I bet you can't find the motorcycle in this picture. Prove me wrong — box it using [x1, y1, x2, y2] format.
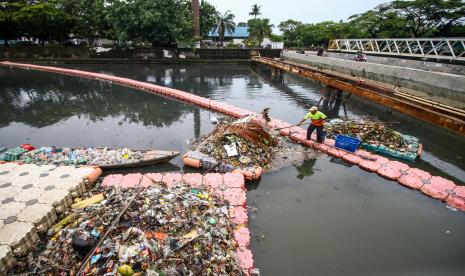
[354, 52, 367, 62]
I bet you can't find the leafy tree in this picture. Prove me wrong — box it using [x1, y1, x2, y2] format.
[0, 1, 25, 44]
[269, 33, 283, 42]
[248, 18, 273, 45]
[237, 22, 247, 27]
[12, 0, 73, 45]
[439, 24, 465, 37]
[215, 10, 235, 46]
[295, 21, 349, 47]
[249, 4, 261, 19]
[389, 0, 465, 37]
[278, 19, 302, 47]
[349, 5, 409, 38]
[199, 0, 218, 38]
[62, 0, 109, 46]
[106, 0, 193, 46]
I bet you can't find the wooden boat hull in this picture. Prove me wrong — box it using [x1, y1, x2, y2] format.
[94, 150, 179, 170]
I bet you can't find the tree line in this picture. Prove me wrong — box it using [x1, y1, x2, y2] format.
[1, 0, 463, 48]
[279, 0, 465, 47]
[0, 0, 219, 46]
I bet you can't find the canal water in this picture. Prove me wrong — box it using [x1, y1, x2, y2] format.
[1, 63, 464, 275]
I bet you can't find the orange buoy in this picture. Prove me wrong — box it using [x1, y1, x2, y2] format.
[254, 167, 263, 179]
[377, 166, 402, 181]
[87, 167, 102, 183]
[359, 160, 381, 172]
[445, 196, 465, 211]
[342, 154, 363, 165]
[233, 169, 254, 181]
[398, 175, 424, 190]
[182, 155, 202, 169]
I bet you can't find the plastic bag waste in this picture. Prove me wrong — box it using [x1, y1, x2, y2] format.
[13, 183, 245, 275]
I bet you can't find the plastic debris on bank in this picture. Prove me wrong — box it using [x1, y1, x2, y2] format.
[11, 173, 256, 275]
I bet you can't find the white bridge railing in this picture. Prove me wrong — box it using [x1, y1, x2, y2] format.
[328, 38, 465, 61]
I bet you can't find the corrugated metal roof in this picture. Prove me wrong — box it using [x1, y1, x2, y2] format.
[208, 26, 249, 38]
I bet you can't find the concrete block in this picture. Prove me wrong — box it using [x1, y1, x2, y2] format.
[14, 187, 46, 202]
[0, 245, 16, 275]
[54, 175, 86, 197]
[17, 203, 57, 233]
[0, 221, 39, 256]
[38, 189, 73, 214]
[0, 186, 21, 202]
[0, 201, 26, 220]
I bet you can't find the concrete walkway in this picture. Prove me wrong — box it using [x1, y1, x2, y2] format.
[0, 163, 100, 274]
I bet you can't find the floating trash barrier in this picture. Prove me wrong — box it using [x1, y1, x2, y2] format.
[183, 117, 278, 180]
[325, 119, 422, 161]
[0, 145, 178, 170]
[11, 181, 249, 275]
[1, 62, 461, 215]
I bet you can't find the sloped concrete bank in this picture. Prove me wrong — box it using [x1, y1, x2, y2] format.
[283, 52, 465, 107]
[324, 51, 465, 75]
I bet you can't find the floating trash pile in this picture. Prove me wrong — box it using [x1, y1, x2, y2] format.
[15, 146, 145, 166]
[184, 116, 315, 179]
[199, 119, 277, 169]
[326, 120, 409, 151]
[325, 119, 422, 161]
[12, 183, 244, 275]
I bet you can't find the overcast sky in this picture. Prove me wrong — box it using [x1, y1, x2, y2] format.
[207, 0, 390, 32]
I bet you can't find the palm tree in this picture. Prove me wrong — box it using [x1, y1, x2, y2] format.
[215, 10, 235, 46]
[249, 18, 273, 45]
[249, 4, 261, 19]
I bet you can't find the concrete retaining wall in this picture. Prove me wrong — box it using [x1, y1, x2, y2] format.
[325, 51, 465, 75]
[0, 46, 281, 61]
[284, 52, 465, 105]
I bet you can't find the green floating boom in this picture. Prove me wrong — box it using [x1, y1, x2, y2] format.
[361, 135, 420, 162]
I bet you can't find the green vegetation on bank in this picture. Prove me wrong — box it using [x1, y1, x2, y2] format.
[0, 0, 219, 46]
[279, 0, 464, 47]
[0, 0, 463, 48]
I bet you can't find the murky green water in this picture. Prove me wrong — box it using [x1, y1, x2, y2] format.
[1, 63, 464, 275]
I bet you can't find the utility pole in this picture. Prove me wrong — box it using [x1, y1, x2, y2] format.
[191, 0, 200, 37]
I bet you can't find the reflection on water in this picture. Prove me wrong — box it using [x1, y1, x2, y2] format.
[1, 63, 465, 275]
[0, 69, 192, 128]
[1, 63, 463, 180]
[293, 159, 317, 179]
[248, 157, 465, 276]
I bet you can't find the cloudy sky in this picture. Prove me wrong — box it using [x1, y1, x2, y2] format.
[207, 0, 390, 31]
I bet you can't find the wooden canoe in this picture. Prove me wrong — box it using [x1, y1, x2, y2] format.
[15, 147, 180, 170]
[95, 150, 179, 170]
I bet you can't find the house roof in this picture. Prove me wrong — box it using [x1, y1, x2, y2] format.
[208, 26, 249, 38]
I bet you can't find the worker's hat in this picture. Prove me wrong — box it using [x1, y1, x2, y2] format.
[309, 106, 318, 112]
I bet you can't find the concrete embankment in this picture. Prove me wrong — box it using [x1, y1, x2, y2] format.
[0, 46, 281, 64]
[1, 61, 463, 214]
[283, 52, 465, 109]
[325, 51, 465, 75]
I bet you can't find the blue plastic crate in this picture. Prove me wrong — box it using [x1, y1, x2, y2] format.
[335, 135, 361, 153]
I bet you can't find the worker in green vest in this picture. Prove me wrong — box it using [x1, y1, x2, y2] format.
[297, 106, 327, 143]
